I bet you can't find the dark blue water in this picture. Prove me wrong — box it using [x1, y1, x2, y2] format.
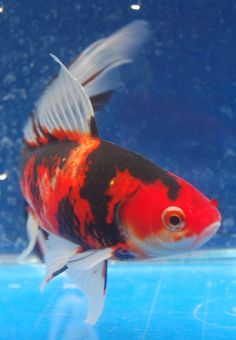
[0, 0, 235, 252]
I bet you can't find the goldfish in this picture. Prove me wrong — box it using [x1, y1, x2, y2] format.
[20, 21, 221, 324]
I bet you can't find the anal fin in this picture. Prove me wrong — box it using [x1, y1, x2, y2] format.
[42, 233, 112, 324]
[41, 234, 79, 289]
[67, 259, 108, 324]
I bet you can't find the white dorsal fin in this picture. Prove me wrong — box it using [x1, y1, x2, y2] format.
[24, 56, 94, 146]
[24, 21, 150, 146]
[67, 260, 108, 324]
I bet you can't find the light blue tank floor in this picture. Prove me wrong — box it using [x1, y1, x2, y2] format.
[1, 256, 236, 340]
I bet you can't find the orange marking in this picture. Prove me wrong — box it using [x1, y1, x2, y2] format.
[26, 127, 92, 147]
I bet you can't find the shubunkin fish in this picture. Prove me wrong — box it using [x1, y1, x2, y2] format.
[20, 21, 221, 324]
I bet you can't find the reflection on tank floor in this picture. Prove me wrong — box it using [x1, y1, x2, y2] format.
[1, 254, 236, 340]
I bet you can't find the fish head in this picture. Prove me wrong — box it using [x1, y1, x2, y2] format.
[119, 173, 221, 258]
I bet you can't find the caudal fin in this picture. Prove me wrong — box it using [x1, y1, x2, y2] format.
[70, 20, 150, 111]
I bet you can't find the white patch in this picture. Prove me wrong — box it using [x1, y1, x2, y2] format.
[127, 221, 221, 258]
[0, 172, 8, 181]
[63, 283, 77, 289]
[195, 221, 221, 248]
[130, 234, 197, 258]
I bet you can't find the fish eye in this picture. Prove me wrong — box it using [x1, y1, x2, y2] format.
[161, 207, 185, 231]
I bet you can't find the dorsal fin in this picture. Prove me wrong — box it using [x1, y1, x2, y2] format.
[24, 20, 150, 147]
[24, 56, 95, 147]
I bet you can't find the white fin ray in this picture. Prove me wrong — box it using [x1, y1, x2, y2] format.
[67, 260, 108, 324]
[24, 20, 149, 145]
[84, 59, 132, 97]
[68, 248, 112, 270]
[75, 38, 105, 64]
[41, 233, 112, 324]
[41, 233, 79, 290]
[24, 55, 94, 145]
[24, 118, 36, 144]
[18, 212, 39, 262]
[70, 20, 150, 97]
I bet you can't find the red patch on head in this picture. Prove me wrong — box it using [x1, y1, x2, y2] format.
[118, 174, 221, 241]
[119, 180, 171, 239]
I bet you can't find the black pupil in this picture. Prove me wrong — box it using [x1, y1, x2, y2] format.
[170, 215, 181, 226]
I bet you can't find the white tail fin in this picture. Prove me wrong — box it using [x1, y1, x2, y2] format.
[71, 20, 150, 110]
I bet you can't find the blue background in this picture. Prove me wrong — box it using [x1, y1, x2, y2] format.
[0, 0, 235, 253]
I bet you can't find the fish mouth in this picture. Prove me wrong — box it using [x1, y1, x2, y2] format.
[195, 221, 221, 248]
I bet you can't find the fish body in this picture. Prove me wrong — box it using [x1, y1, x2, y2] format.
[21, 136, 220, 259]
[21, 137, 180, 256]
[20, 21, 221, 324]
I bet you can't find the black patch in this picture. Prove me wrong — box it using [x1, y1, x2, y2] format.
[90, 116, 99, 138]
[56, 196, 89, 249]
[103, 260, 108, 291]
[29, 180, 41, 210]
[170, 215, 180, 226]
[21, 140, 78, 175]
[52, 265, 68, 278]
[34, 228, 48, 261]
[80, 140, 181, 247]
[114, 248, 136, 261]
[90, 91, 113, 112]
